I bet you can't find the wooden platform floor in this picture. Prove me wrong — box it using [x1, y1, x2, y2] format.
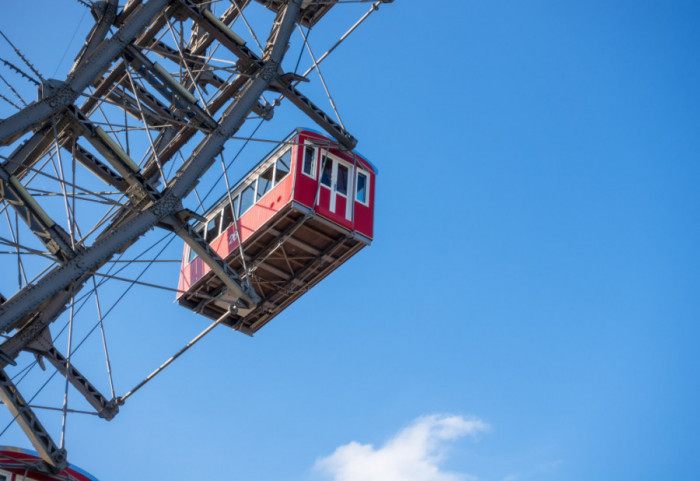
[177, 202, 369, 334]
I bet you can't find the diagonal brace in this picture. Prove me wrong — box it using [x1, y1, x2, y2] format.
[165, 214, 259, 308]
[30, 344, 119, 420]
[0, 368, 68, 473]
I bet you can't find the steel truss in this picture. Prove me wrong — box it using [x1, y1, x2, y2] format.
[0, 0, 390, 472]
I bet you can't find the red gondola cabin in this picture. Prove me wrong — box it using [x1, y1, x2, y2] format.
[177, 128, 376, 334]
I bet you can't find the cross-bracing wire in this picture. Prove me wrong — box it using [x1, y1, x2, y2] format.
[0, 72, 27, 106]
[3, 210, 27, 288]
[0, 30, 44, 83]
[59, 297, 75, 450]
[123, 64, 169, 185]
[163, 14, 214, 116]
[0, 57, 39, 86]
[230, 0, 265, 55]
[0, 232, 179, 436]
[219, 152, 252, 288]
[298, 24, 345, 129]
[198, 117, 265, 208]
[0, 92, 20, 110]
[53, 6, 89, 77]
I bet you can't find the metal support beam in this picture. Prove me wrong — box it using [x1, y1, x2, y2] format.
[69, 0, 119, 74]
[123, 45, 218, 130]
[72, 143, 129, 191]
[166, 214, 259, 307]
[0, 0, 301, 334]
[0, 0, 170, 145]
[27, 339, 118, 420]
[0, 165, 77, 262]
[188, 1, 252, 54]
[0, 278, 85, 354]
[1, 122, 57, 180]
[0, 368, 67, 472]
[272, 83, 357, 150]
[65, 107, 158, 206]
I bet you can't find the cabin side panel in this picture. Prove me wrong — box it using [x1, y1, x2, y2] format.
[352, 169, 375, 239]
[177, 165, 295, 296]
[236, 171, 294, 243]
[292, 130, 376, 240]
[292, 132, 321, 209]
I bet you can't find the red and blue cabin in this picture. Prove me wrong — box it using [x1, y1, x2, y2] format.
[177, 128, 376, 334]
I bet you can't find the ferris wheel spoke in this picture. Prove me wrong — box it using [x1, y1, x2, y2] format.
[0, 367, 67, 471]
[122, 65, 169, 185]
[298, 25, 346, 129]
[0, 73, 28, 108]
[0, 161, 77, 262]
[2, 210, 29, 289]
[0, 0, 170, 146]
[49, 120, 80, 247]
[162, 15, 215, 117]
[91, 277, 115, 400]
[59, 298, 74, 450]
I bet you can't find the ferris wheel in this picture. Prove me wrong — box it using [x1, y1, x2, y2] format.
[0, 0, 391, 474]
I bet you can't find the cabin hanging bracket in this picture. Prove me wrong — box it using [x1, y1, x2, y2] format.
[166, 213, 260, 309]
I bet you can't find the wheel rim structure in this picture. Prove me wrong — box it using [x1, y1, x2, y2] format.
[0, 0, 390, 473]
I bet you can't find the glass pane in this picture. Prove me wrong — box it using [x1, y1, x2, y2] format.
[205, 212, 221, 242]
[221, 202, 233, 231]
[275, 149, 291, 183]
[336, 164, 349, 196]
[257, 166, 274, 201]
[321, 155, 332, 187]
[240, 184, 255, 215]
[187, 246, 197, 264]
[302, 146, 315, 177]
[356, 172, 367, 203]
[189, 225, 204, 263]
[232, 194, 240, 217]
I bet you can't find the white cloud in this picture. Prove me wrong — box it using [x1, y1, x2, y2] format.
[314, 414, 489, 481]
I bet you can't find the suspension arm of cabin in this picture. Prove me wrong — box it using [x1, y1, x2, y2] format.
[165, 214, 260, 308]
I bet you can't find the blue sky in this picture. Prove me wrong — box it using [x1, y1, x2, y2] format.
[1, 1, 699, 480]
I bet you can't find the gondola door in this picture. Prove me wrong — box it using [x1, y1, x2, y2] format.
[319, 152, 353, 223]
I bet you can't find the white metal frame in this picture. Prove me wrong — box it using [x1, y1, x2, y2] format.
[319, 151, 354, 220]
[355, 167, 371, 207]
[301, 141, 318, 180]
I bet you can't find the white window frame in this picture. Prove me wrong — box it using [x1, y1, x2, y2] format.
[274, 147, 292, 185]
[185, 146, 291, 267]
[334, 158, 353, 199]
[256, 162, 275, 202]
[186, 224, 205, 264]
[301, 142, 318, 180]
[355, 168, 371, 206]
[238, 180, 256, 216]
[204, 209, 223, 243]
[319, 152, 354, 220]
